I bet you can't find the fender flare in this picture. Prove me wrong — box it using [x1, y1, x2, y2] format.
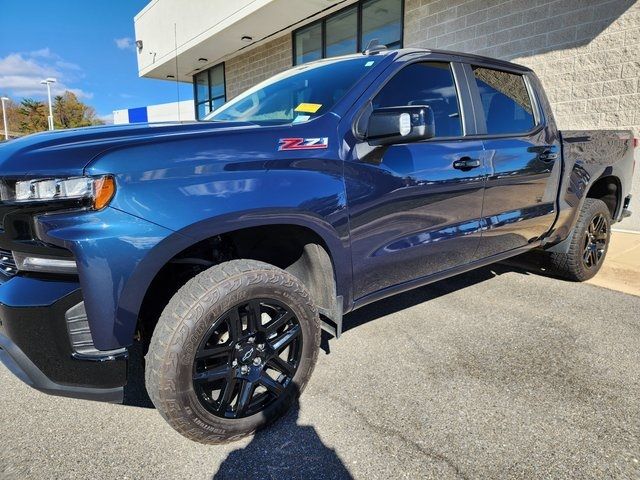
[115, 210, 351, 346]
[545, 166, 618, 254]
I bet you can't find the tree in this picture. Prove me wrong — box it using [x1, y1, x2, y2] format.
[0, 91, 105, 138]
[18, 98, 48, 134]
[53, 91, 104, 129]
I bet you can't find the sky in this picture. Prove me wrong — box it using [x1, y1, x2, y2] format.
[0, 0, 193, 122]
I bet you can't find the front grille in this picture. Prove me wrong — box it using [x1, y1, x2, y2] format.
[0, 248, 17, 277]
[0, 181, 79, 264]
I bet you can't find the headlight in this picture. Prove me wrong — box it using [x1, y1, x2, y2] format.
[13, 175, 115, 209]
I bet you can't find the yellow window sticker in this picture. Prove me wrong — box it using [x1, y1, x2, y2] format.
[295, 103, 322, 114]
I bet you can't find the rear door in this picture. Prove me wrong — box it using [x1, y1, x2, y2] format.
[466, 64, 562, 257]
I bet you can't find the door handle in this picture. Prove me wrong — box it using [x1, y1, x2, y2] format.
[453, 157, 481, 171]
[539, 150, 558, 161]
[530, 145, 559, 162]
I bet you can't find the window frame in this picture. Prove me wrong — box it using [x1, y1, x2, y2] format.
[463, 63, 544, 139]
[353, 57, 476, 142]
[292, 0, 404, 66]
[193, 63, 226, 120]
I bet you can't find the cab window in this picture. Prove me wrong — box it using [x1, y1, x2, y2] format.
[472, 67, 536, 135]
[372, 62, 462, 138]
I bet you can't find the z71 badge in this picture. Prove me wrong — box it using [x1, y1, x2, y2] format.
[278, 137, 329, 151]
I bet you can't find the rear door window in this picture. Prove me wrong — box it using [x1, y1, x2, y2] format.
[472, 67, 535, 135]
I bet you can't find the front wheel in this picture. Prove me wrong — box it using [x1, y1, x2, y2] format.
[145, 259, 321, 444]
[543, 198, 612, 281]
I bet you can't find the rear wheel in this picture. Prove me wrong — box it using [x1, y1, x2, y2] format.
[544, 198, 611, 281]
[145, 259, 320, 444]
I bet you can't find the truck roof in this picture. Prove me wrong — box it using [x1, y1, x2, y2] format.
[414, 48, 531, 72]
[363, 47, 533, 73]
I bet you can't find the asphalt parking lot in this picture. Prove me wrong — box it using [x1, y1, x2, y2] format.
[1, 263, 639, 480]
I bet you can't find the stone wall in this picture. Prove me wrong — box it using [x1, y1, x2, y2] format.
[225, 35, 292, 100]
[404, 0, 639, 229]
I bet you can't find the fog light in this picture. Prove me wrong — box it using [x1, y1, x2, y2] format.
[12, 252, 78, 274]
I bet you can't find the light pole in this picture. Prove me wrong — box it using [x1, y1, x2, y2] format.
[40, 77, 56, 131]
[1, 96, 9, 140]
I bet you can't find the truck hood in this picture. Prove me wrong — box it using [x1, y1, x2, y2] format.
[0, 121, 258, 177]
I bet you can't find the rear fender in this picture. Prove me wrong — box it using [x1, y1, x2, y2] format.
[544, 130, 635, 252]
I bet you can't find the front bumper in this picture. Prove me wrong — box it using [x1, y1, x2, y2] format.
[0, 275, 127, 402]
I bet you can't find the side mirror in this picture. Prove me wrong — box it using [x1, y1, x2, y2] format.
[365, 105, 435, 146]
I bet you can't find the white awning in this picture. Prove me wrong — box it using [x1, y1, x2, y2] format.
[134, 0, 355, 81]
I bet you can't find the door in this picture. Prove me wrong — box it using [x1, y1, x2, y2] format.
[345, 61, 486, 300]
[467, 65, 562, 258]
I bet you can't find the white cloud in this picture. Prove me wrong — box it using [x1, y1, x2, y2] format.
[0, 50, 92, 100]
[55, 60, 82, 71]
[98, 112, 114, 124]
[114, 37, 135, 51]
[29, 48, 54, 59]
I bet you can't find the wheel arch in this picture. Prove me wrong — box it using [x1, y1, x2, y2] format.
[586, 174, 621, 219]
[118, 214, 348, 349]
[545, 170, 620, 254]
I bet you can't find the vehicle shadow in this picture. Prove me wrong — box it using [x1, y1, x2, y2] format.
[342, 258, 537, 334]
[212, 392, 353, 480]
[210, 258, 542, 479]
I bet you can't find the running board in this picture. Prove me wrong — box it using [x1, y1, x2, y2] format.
[352, 241, 542, 311]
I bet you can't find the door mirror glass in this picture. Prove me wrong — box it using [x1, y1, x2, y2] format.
[366, 105, 435, 146]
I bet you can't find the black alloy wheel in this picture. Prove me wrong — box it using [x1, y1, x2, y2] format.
[145, 258, 321, 444]
[582, 213, 608, 269]
[193, 299, 302, 419]
[541, 198, 611, 282]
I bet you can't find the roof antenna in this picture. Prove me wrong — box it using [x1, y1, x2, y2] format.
[363, 38, 388, 55]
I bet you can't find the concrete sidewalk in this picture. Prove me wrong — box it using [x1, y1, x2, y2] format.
[587, 231, 640, 297]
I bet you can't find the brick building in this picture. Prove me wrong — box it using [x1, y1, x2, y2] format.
[134, 0, 639, 230]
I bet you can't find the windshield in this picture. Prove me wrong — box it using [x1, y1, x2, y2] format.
[204, 56, 378, 125]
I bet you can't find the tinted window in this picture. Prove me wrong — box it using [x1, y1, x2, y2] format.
[295, 23, 322, 65]
[362, 0, 403, 50]
[194, 71, 208, 104]
[326, 7, 357, 57]
[193, 64, 226, 120]
[473, 67, 535, 135]
[293, 0, 402, 66]
[210, 65, 225, 101]
[373, 62, 462, 138]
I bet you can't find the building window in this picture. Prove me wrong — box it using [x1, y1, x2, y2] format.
[362, 0, 403, 50]
[295, 23, 322, 65]
[326, 6, 358, 57]
[293, 0, 403, 65]
[194, 63, 226, 120]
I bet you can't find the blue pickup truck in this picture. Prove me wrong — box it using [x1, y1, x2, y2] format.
[0, 47, 635, 444]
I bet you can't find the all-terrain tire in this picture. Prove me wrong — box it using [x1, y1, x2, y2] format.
[145, 259, 321, 444]
[544, 198, 611, 282]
